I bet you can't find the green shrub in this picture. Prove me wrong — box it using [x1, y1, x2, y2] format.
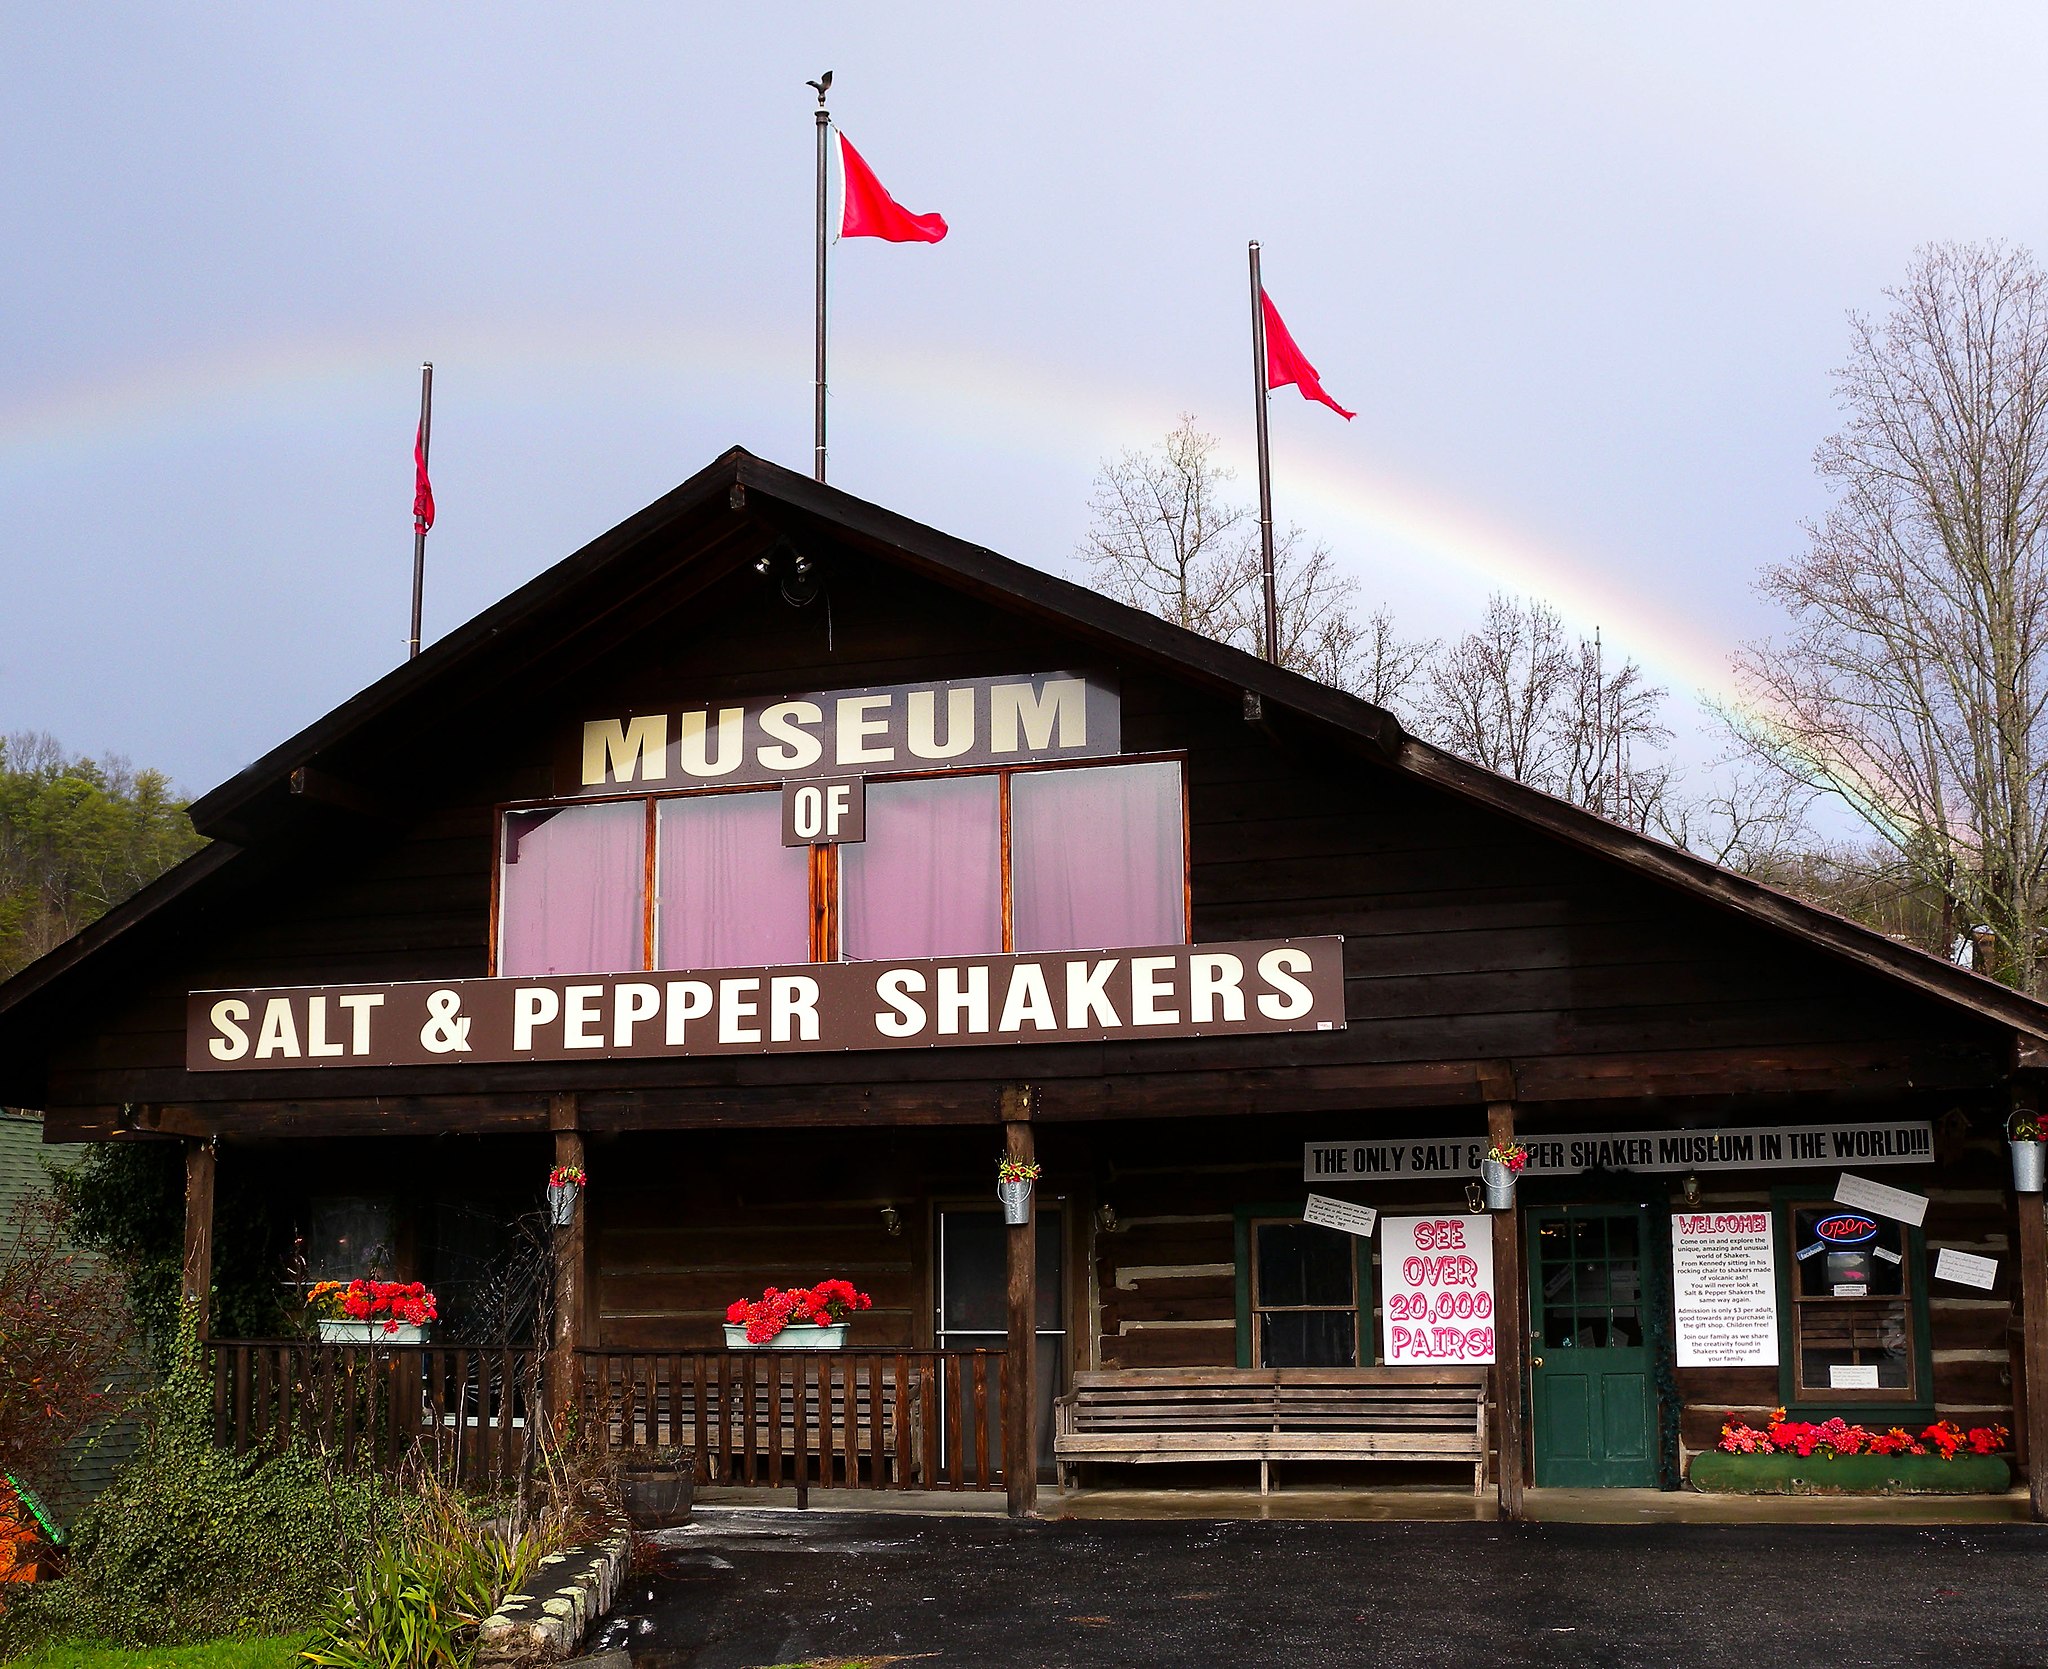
[0, 1313, 390, 1650]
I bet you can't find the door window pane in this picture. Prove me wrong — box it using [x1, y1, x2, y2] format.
[656, 792, 810, 969]
[840, 776, 1002, 959]
[1010, 762, 1185, 952]
[499, 801, 646, 975]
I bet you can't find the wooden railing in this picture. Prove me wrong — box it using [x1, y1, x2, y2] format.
[575, 1348, 1010, 1497]
[207, 1341, 537, 1492]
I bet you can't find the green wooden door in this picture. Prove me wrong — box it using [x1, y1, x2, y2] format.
[1526, 1205, 1659, 1487]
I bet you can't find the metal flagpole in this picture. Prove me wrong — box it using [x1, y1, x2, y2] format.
[812, 72, 833, 483]
[1248, 241, 1277, 664]
[408, 361, 433, 660]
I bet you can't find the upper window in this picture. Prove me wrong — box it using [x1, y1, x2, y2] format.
[1245, 1216, 1365, 1368]
[1783, 1201, 1924, 1404]
[495, 757, 1187, 976]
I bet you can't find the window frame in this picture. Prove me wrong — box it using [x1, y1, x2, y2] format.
[1232, 1202, 1375, 1369]
[490, 751, 1191, 976]
[1771, 1187, 1933, 1419]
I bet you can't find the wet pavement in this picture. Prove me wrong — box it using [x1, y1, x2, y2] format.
[587, 1507, 2048, 1668]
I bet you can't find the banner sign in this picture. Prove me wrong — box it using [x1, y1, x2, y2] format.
[189, 936, 1344, 1071]
[1304, 1119, 1934, 1182]
[1670, 1212, 1779, 1367]
[569, 671, 1120, 795]
[1380, 1215, 1495, 1364]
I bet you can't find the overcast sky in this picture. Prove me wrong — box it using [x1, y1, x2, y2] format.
[7, 4, 2048, 798]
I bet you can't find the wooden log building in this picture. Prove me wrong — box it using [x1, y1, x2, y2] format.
[3, 447, 2045, 1517]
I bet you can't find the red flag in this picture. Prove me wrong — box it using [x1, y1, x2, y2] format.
[1262, 291, 1354, 420]
[413, 422, 435, 536]
[838, 132, 948, 243]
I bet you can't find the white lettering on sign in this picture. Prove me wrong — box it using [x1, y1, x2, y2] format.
[1832, 1172, 1929, 1228]
[1302, 1195, 1378, 1238]
[1304, 1120, 1936, 1181]
[1380, 1216, 1496, 1365]
[1670, 1212, 1779, 1367]
[575, 672, 1119, 792]
[1934, 1247, 1999, 1291]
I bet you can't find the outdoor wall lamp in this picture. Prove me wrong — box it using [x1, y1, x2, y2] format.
[879, 1204, 902, 1237]
[1681, 1173, 1702, 1207]
[1463, 1181, 1485, 1213]
[1095, 1204, 1120, 1235]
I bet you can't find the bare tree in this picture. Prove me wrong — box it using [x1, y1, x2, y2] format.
[1732, 242, 2048, 991]
[1414, 593, 1672, 828]
[1077, 417, 1439, 708]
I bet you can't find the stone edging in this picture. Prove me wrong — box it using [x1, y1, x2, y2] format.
[477, 1514, 633, 1664]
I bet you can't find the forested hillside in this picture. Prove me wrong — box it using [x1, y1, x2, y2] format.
[0, 732, 205, 981]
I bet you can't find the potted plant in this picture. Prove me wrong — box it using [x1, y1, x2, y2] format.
[723, 1280, 873, 1349]
[618, 1444, 694, 1530]
[1692, 1411, 2011, 1495]
[548, 1162, 587, 1225]
[1479, 1140, 1526, 1210]
[308, 1279, 438, 1344]
[997, 1157, 1041, 1225]
[2010, 1113, 2045, 1193]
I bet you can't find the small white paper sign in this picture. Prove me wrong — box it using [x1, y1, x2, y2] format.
[1834, 1171, 1928, 1227]
[1830, 1363, 1882, 1390]
[1935, 1247, 1999, 1291]
[1303, 1194, 1378, 1238]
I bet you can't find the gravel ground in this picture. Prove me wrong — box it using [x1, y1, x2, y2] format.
[587, 1508, 2048, 1668]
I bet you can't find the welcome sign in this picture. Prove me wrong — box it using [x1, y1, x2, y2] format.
[189, 937, 1345, 1070]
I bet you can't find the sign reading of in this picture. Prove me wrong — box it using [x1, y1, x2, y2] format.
[571, 671, 1120, 795]
[1380, 1215, 1495, 1365]
[782, 777, 865, 846]
[1304, 1119, 1935, 1182]
[1670, 1211, 1779, 1367]
[189, 937, 1345, 1071]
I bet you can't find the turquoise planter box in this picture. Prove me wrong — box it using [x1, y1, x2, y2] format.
[1690, 1450, 2010, 1495]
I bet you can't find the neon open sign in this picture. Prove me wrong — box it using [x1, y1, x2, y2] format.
[1813, 1213, 1879, 1245]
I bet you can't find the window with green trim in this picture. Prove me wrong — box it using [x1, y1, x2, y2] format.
[1776, 1193, 1931, 1410]
[1233, 1206, 1374, 1367]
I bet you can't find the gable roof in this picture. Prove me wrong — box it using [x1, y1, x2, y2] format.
[5, 445, 2047, 1067]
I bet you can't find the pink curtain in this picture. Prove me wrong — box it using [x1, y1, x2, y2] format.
[841, 776, 1002, 959]
[498, 801, 647, 975]
[658, 791, 811, 969]
[1010, 762, 1185, 952]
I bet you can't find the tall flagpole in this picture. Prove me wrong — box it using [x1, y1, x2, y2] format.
[408, 361, 433, 660]
[813, 72, 833, 483]
[1248, 241, 1277, 663]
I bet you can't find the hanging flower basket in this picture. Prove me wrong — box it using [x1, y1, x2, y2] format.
[1480, 1141, 1526, 1210]
[723, 1280, 872, 1348]
[997, 1157, 1041, 1225]
[547, 1163, 587, 1226]
[2009, 1116, 2044, 1193]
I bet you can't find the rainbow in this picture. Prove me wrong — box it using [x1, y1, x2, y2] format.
[0, 319, 1768, 726]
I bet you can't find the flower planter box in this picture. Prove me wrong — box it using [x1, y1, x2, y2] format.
[1689, 1450, 2010, 1496]
[722, 1323, 848, 1350]
[317, 1319, 430, 1346]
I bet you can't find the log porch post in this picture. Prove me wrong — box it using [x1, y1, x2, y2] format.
[1486, 1091, 1527, 1521]
[548, 1093, 586, 1442]
[182, 1136, 216, 1340]
[1002, 1085, 1038, 1517]
[2016, 1077, 2048, 1523]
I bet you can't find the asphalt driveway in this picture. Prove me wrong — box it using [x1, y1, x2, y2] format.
[586, 1509, 2048, 1669]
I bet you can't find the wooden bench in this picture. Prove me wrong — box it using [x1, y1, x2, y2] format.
[1054, 1368, 1491, 1493]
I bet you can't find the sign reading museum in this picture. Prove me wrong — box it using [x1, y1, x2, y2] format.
[189, 937, 1345, 1070]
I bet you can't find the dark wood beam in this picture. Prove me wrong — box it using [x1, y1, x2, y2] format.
[547, 1093, 586, 1434]
[182, 1138, 216, 1340]
[1002, 1084, 1038, 1518]
[1487, 1100, 1526, 1522]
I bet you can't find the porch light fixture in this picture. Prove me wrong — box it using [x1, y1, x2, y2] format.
[879, 1204, 902, 1237]
[1095, 1204, 1120, 1235]
[1681, 1173, 1702, 1207]
[1463, 1181, 1484, 1213]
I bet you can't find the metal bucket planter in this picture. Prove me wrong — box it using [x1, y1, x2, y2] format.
[1479, 1158, 1517, 1211]
[547, 1182, 580, 1226]
[2012, 1140, 2046, 1194]
[998, 1178, 1034, 1225]
[620, 1459, 694, 1530]
[723, 1323, 848, 1349]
